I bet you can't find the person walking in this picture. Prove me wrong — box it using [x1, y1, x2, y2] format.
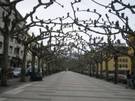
[131, 72, 135, 89]
[126, 70, 133, 88]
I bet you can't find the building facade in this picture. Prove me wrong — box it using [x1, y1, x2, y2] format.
[102, 55, 131, 73]
[0, 33, 24, 68]
[0, 0, 32, 69]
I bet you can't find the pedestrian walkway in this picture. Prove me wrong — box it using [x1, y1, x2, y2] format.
[0, 77, 30, 94]
[0, 71, 135, 101]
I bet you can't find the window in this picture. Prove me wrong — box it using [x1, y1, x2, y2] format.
[0, 41, 2, 49]
[14, 47, 20, 55]
[119, 64, 122, 68]
[21, 50, 23, 56]
[9, 46, 13, 53]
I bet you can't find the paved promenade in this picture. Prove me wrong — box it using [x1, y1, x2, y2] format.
[0, 71, 135, 101]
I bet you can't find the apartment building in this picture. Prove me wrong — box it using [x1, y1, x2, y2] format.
[0, 0, 32, 69]
[101, 45, 131, 74]
[102, 55, 131, 73]
[0, 33, 24, 68]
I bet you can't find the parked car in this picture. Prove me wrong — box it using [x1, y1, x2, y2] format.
[30, 72, 42, 81]
[13, 68, 21, 77]
[118, 74, 127, 83]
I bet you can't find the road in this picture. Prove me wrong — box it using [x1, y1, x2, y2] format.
[0, 71, 135, 101]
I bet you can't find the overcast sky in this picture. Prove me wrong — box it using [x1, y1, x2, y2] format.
[15, 0, 135, 44]
[16, 0, 110, 38]
[16, 0, 111, 20]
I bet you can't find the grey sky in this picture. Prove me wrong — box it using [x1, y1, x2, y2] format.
[15, 0, 135, 45]
[16, 0, 110, 19]
[16, 0, 110, 35]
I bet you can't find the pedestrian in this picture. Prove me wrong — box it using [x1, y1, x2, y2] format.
[126, 70, 133, 88]
[131, 72, 135, 88]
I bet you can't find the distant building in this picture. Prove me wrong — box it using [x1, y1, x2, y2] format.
[102, 55, 131, 73]
[127, 34, 135, 73]
[101, 44, 131, 74]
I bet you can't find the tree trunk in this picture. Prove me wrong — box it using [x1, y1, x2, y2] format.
[92, 64, 95, 76]
[46, 63, 50, 75]
[1, 33, 9, 86]
[100, 62, 103, 78]
[131, 54, 135, 74]
[96, 63, 99, 78]
[41, 59, 44, 76]
[38, 57, 40, 73]
[114, 55, 118, 84]
[20, 45, 27, 82]
[31, 53, 35, 74]
[89, 64, 92, 76]
[105, 60, 109, 80]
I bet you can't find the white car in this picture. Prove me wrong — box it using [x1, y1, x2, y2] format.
[13, 68, 21, 77]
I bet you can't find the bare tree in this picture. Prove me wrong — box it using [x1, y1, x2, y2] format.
[90, 0, 135, 75]
[0, 0, 57, 86]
